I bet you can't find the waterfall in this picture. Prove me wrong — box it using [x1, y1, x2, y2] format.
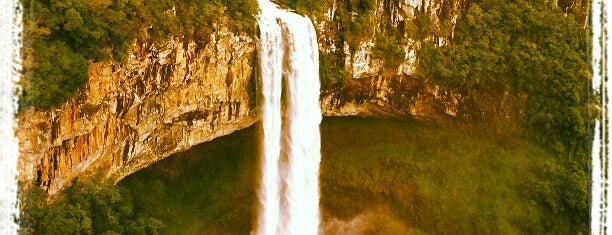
[0, 0, 22, 233]
[256, 0, 322, 234]
[257, 1, 283, 234]
[278, 10, 321, 235]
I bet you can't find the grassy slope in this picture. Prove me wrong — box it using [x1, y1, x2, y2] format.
[120, 125, 260, 234]
[319, 117, 569, 234]
[120, 117, 572, 234]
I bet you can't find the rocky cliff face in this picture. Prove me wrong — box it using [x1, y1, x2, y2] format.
[17, 26, 258, 194]
[315, 0, 588, 122]
[18, 0, 461, 194]
[17, 0, 588, 193]
[316, 0, 467, 121]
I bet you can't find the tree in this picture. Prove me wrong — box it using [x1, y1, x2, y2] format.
[19, 174, 163, 235]
[418, 1, 592, 232]
[21, 0, 258, 110]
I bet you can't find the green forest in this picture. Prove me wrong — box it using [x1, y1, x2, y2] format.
[20, 0, 257, 109]
[291, 0, 593, 230]
[420, 1, 592, 230]
[19, 0, 594, 234]
[19, 174, 163, 234]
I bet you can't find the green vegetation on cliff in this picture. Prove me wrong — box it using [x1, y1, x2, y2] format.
[419, 0, 592, 230]
[21, 117, 586, 233]
[21, 0, 258, 110]
[120, 124, 259, 234]
[286, 1, 592, 229]
[113, 117, 582, 234]
[20, 174, 163, 234]
[277, 0, 404, 85]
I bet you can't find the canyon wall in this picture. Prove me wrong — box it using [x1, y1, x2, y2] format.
[18, 26, 258, 194]
[315, 0, 467, 121]
[17, 0, 588, 193]
[315, 0, 587, 122]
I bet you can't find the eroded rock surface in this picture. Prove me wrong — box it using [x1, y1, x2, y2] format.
[17, 0, 586, 193]
[18, 27, 258, 194]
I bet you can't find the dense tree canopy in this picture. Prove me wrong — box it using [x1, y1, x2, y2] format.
[21, 0, 258, 110]
[20, 174, 163, 234]
[419, 0, 592, 231]
[421, 0, 592, 153]
[286, 0, 594, 231]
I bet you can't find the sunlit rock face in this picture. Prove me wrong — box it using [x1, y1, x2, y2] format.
[16, 0, 588, 194]
[12, 0, 486, 194]
[17, 26, 258, 194]
[312, 0, 467, 121]
[315, 0, 587, 122]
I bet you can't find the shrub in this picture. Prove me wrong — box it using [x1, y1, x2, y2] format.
[19, 174, 163, 235]
[21, 0, 258, 110]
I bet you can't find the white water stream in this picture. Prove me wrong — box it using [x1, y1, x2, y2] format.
[0, 0, 22, 233]
[256, 0, 322, 234]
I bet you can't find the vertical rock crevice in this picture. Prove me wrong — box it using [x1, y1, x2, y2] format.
[18, 26, 258, 194]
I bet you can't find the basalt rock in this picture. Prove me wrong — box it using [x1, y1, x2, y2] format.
[17, 26, 258, 194]
[316, 0, 465, 121]
[17, 0, 586, 194]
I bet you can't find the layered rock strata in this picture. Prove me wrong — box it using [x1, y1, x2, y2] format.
[18, 0, 586, 193]
[18, 27, 257, 194]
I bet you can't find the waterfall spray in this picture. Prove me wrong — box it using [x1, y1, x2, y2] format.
[256, 0, 322, 234]
[0, 0, 22, 233]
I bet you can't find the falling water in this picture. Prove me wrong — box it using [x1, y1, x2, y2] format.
[0, 0, 22, 233]
[257, 1, 283, 234]
[278, 11, 321, 235]
[590, 0, 602, 232]
[256, 0, 321, 234]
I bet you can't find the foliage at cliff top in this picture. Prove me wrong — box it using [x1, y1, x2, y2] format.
[277, 0, 405, 87]
[282, 0, 591, 230]
[19, 173, 163, 234]
[20, 0, 258, 110]
[419, 0, 592, 231]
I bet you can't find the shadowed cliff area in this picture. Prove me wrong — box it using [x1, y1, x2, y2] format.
[16, 0, 593, 206]
[14, 0, 592, 233]
[110, 117, 581, 234]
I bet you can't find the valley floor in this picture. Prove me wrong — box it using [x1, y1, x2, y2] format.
[119, 117, 577, 234]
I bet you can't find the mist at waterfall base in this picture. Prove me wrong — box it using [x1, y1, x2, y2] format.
[256, 0, 322, 234]
[0, 0, 22, 233]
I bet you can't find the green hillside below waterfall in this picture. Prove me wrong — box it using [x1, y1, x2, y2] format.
[17, 0, 594, 234]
